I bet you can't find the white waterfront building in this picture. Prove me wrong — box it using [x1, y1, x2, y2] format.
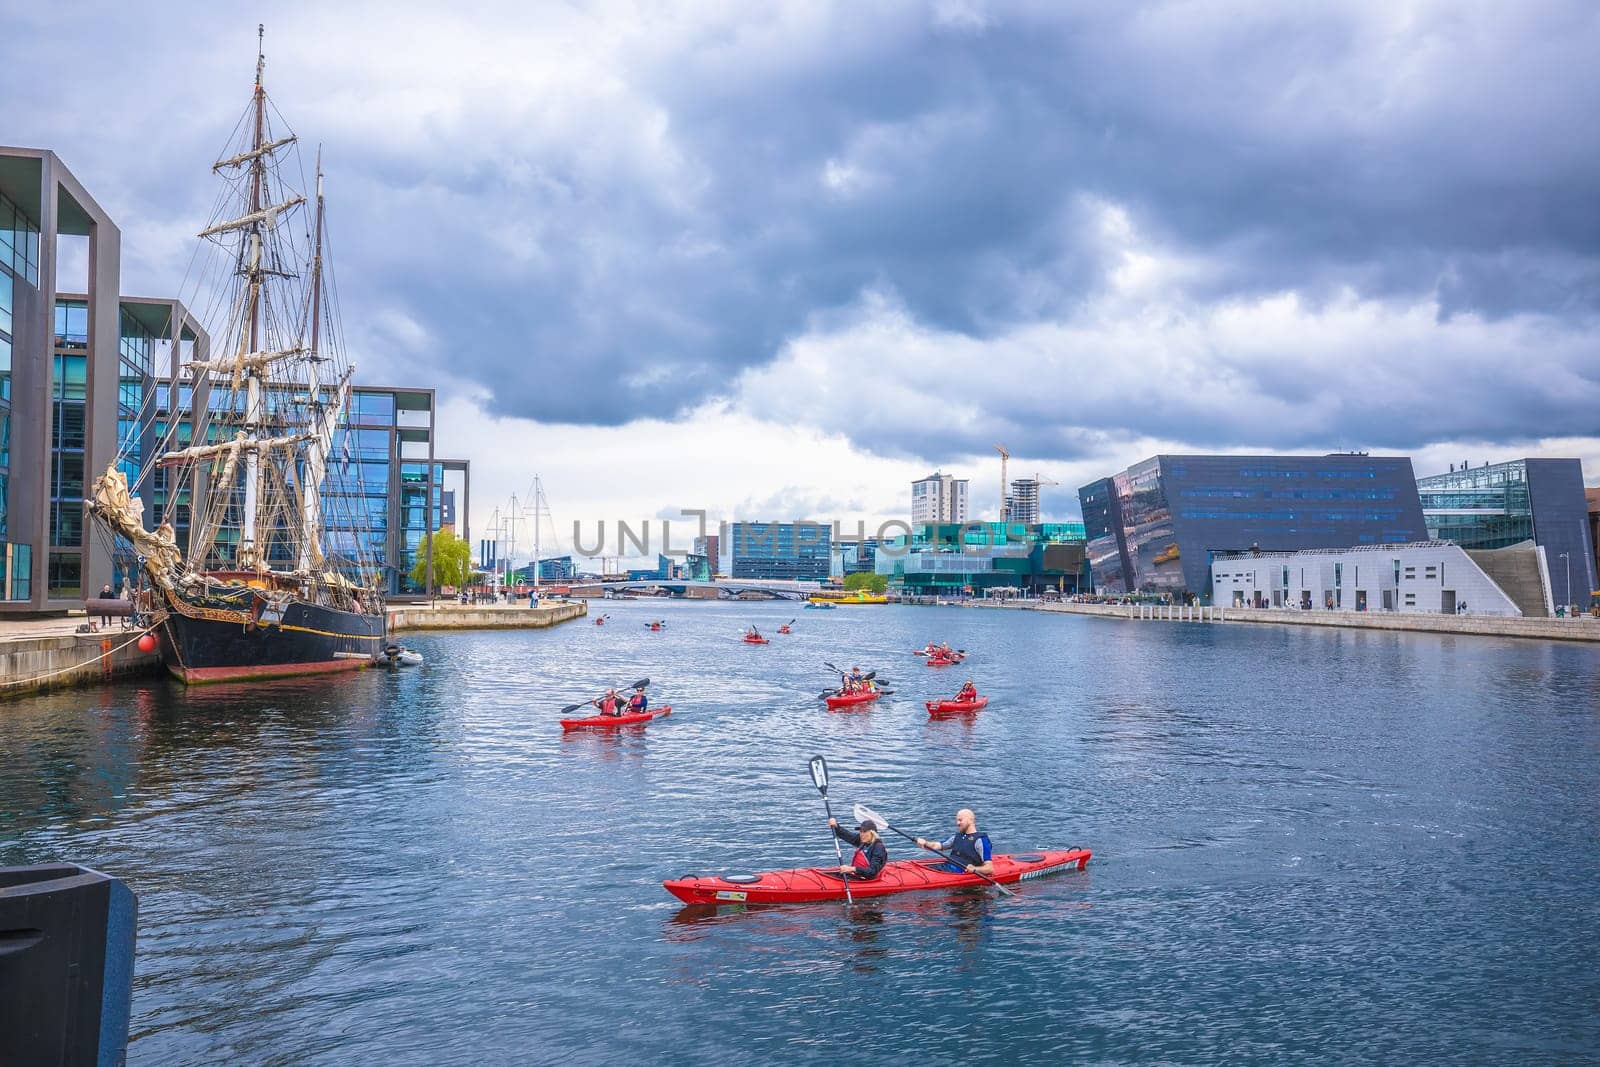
[911, 472, 969, 524]
[1210, 542, 1527, 616]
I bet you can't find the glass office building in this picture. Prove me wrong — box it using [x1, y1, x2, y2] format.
[873, 522, 1089, 595]
[1417, 459, 1597, 604]
[728, 521, 832, 580]
[324, 387, 467, 597]
[1078, 454, 1428, 598]
[0, 188, 41, 602]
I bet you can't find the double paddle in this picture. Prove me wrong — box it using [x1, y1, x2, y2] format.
[807, 756, 853, 906]
[559, 677, 650, 715]
[816, 669, 891, 700]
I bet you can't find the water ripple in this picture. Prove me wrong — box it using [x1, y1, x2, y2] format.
[3, 601, 1599, 1064]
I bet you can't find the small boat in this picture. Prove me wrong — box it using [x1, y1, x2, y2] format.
[777, 626, 791, 634]
[381, 644, 422, 667]
[560, 705, 672, 731]
[663, 849, 1091, 905]
[804, 602, 835, 610]
[925, 654, 964, 666]
[742, 635, 770, 645]
[647, 623, 665, 631]
[926, 696, 987, 716]
[824, 689, 880, 710]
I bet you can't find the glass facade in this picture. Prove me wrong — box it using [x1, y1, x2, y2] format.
[1417, 462, 1534, 550]
[1079, 455, 1428, 598]
[0, 190, 39, 600]
[49, 302, 90, 598]
[1418, 458, 1598, 604]
[398, 460, 444, 593]
[874, 522, 1089, 595]
[111, 308, 158, 592]
[728, 522, 832, 580]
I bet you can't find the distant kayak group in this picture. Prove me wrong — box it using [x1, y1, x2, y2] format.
[567, 614, 1092, 908]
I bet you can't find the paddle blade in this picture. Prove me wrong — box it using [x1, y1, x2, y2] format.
[629, 678, 650, 690]
[560, 702, 587, 714]
[808, 755, 829, 792]
[853, 803, 888, 832]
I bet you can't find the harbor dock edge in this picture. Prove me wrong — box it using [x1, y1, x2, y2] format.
[2, 600, 588, 699]
[967, 598, 1600, 643]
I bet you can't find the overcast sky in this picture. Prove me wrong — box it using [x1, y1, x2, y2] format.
[5, 0, 1598, 555]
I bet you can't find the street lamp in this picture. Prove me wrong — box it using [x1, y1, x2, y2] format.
[1558, 552, 1570, 616]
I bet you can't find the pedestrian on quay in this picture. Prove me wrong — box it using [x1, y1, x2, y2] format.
[98, 583, 114, 628]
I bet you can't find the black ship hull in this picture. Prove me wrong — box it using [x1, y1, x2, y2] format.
[156, 588, 387, 684]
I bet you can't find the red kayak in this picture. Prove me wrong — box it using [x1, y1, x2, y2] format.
[560, 705, 672, 731]
[664, 849, 1091, 905]
[777, 626, 791, 634]
[825, 689, 880, 709]
[927, 696, 988, 715]
[925, 654, 964, 666]
[594, 619, 605, 626]
[648, 624, 664, 631]
[743, 635, 770, 644]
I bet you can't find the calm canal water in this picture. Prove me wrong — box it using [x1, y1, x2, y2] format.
[3, 601, 1598, 1064]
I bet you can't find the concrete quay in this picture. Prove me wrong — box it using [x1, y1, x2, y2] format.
[0, 599, 587, 699]
[387, 599, 588, 632]
[970, 598, 1600, 643]
[0, 617, 161, 699]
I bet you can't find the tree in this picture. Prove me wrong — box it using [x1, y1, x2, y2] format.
[410, 528, 473, 591]
[843, 571, 888, 594]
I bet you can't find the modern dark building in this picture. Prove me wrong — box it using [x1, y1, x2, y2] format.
[728, 521, 831, 581]
[1416, 459, 1596, 610]
[1079, 454, 1428, 599]
[1588, 487, 1600, 600]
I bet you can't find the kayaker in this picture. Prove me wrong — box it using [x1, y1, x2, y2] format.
[746, 625, 763, 640]
[591, 687, 623, 716]
[626, 687, 648, 714]
[916, 809, 993, 876]
[848, 665, 866, 688]
[827, 817, 887, 880]
[956, 680, 979, 703]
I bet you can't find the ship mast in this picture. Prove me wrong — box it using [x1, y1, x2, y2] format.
[239, 23, 268, 570]
[298, 151, 351, 573]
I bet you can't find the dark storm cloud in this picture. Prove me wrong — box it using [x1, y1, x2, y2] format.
[4, 1, 1597, 458]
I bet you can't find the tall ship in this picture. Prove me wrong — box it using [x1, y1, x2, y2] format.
[88, 30, 387, 683]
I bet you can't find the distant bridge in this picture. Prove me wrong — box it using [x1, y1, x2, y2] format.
[568, 579, 821, 601]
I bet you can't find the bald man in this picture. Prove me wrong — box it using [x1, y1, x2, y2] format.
[916, 809, 994, 877]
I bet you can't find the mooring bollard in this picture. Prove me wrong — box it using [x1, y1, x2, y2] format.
[0, 864, 137, 1066]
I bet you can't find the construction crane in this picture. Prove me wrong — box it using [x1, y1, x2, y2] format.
[995, 444, 1010, 522]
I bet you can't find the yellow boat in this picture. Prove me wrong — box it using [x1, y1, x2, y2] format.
[808, 590, 888, 605]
